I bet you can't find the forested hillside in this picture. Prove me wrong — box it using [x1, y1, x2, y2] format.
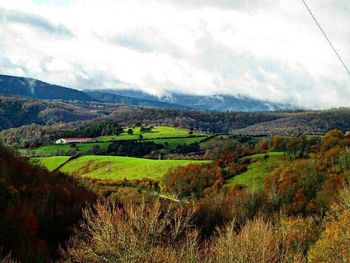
[233, 109, 350, 135]
[0, 96, 120, 129]
[0, 74, 92, 101]
[0, 144, 96, 262]
[2, 95, 350, 145]
[89, 89, 295, 111]
[86, 91, 188, 109]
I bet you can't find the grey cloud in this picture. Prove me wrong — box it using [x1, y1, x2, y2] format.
[191, 30, 318, 104]
[166, 0, 277, 10]
[0, 8, 72, 36]
[116, 35, 154, 53]
[114, 30, 186, 58]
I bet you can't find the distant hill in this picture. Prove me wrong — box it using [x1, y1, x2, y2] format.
[0, 74, 188, 109]
[93, 89, 296, 112]
[232, 109, 350, 135]
[0, 74, 297, 111]
[85, 91, 189, 110]
[0, 74, 92, 101]
[0, 95, 122, 130]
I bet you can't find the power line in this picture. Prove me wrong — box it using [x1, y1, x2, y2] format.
[302, 0, 350, 76]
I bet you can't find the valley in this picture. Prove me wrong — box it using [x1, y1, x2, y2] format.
[1, 0, 349, 260]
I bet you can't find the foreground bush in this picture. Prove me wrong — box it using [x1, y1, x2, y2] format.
[62, 199, 307, 263]
[61, 199, 199, 263]
[209, 218, 291, 263]
[308, 188, 350, 262]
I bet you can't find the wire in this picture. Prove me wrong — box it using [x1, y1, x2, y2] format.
[302, 0, 350, 76]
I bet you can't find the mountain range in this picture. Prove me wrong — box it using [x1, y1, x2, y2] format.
[0, 74, 296, 112]
[89, 89, 295, 112]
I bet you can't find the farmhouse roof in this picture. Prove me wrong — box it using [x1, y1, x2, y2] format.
[63, 138, 93, 141]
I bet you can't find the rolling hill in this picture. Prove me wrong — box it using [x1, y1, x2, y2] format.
[92, 89, 296, 112]
[0, 74, 92, 101]
[0, 74, 297, 112]
[86, 91, 188, 109]
[0, 74, 187, 109]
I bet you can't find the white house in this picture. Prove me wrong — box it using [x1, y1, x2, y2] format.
[55, 138, 94, 144]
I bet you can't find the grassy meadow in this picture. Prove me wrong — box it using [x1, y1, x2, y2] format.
[148, 137, 206, 149]
[34, 155, 209, 181]
[226, 152, 286, 190]
[31, 156, 71, 171]
[22, 126, 209, 156]
[97, 126, 207, 141]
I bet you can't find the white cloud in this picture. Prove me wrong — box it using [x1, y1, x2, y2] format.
[0, 0, 349, 108]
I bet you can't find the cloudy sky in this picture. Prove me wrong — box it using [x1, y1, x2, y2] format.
[0, 0, 350, 108]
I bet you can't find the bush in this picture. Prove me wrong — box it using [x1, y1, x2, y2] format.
[61, 199, 199, 263]
[308, 187, 350, 262]
[162, 163, 223, 199]
[209, 218, 290, 263]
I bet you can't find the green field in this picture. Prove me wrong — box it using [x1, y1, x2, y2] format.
[226, 152, 286, 190]
[149, 137, 206, 149]
[97, 126, 207, 141]
[31, 156, 70, 171]
[23, 126, 208, 156]
[25, 137, 204, 156]
[25, 142, 111, 156]
[52, 155, 209, 181]
[77, 142, 111, 153]
[25, 144, 72, 155]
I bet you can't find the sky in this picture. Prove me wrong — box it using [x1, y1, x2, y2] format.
[0, 0, 350, 108]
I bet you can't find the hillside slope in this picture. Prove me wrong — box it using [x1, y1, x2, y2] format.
[0, 144, 95, 262]
[0, 74, 92, 101]
[86, 91, 189, 109]
[232, 109, 350, 135]
[95, 89, 296, 112]
[0, 96, 122, 129]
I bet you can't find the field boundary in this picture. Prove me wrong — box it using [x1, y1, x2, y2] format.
[53, 153, 80, 172]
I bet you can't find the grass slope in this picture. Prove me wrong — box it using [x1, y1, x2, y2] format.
[149, 137, 206, 149]
[97, 126, 207, 141]
[31, 156, 70, 171]
[23, 126, 208, 156]
[226, 152, 286, 190]
[26, 142, 111, 156]
[59, 155, 209, 181]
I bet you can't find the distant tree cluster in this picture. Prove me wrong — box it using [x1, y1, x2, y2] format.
[107, 140, 163, 157]
[60, 119, 123, 138]
[269, 135, 321, 157]
[173, 142, 200, 154]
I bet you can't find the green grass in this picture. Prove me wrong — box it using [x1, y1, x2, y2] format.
[24, 142, 111, 156]
[23, 137, 203, 156]
[31, 156, 70, 171]
[59, 155, 209, 181]
[22, 126, 208, 156]
[226, 152, 286, 190]
[149, 137, 206, 149]
[76, 142, 111, 153]
[27, 144, 72, 155]
[97, 126, 207, 141]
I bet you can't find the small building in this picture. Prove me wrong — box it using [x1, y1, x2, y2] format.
[55, 138, 94, 144]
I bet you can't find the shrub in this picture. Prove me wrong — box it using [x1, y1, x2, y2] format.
[308, 187, 350, 262]
[209, 218, 289, 263]
[61, 199, 199, 263]
[162, 163, 223, 199]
